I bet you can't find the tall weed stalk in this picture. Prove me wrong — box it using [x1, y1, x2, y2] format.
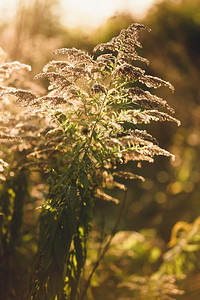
[0, 23, 180, 299]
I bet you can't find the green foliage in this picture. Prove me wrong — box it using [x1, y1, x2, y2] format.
[0, 22, 179, 299]
[85, 219, 200, 300]
[161, 217, 200, 277]
[0, 173, 35, 299]
[84, 229, 185, 300]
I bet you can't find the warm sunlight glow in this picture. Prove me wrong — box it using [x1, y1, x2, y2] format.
[0, 0, 158, 31]
[60, 0, 157, 30]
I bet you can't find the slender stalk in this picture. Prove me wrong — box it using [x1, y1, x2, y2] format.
[80, 188, 128, 300]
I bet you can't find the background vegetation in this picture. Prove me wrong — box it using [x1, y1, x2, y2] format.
[1, 0, 200, 299]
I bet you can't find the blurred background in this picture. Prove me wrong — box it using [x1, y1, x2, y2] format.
[1, 0, 200, 299]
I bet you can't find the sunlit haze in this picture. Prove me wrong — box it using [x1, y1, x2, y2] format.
[0, 0, 158, 31]
[60, 0, 157, 30]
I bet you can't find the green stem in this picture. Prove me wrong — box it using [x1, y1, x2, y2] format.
[80, 188, 128, 300]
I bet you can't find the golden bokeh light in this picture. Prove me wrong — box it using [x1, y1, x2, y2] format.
[0, 0, 158, 31]
[60, 0, 157, 30]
